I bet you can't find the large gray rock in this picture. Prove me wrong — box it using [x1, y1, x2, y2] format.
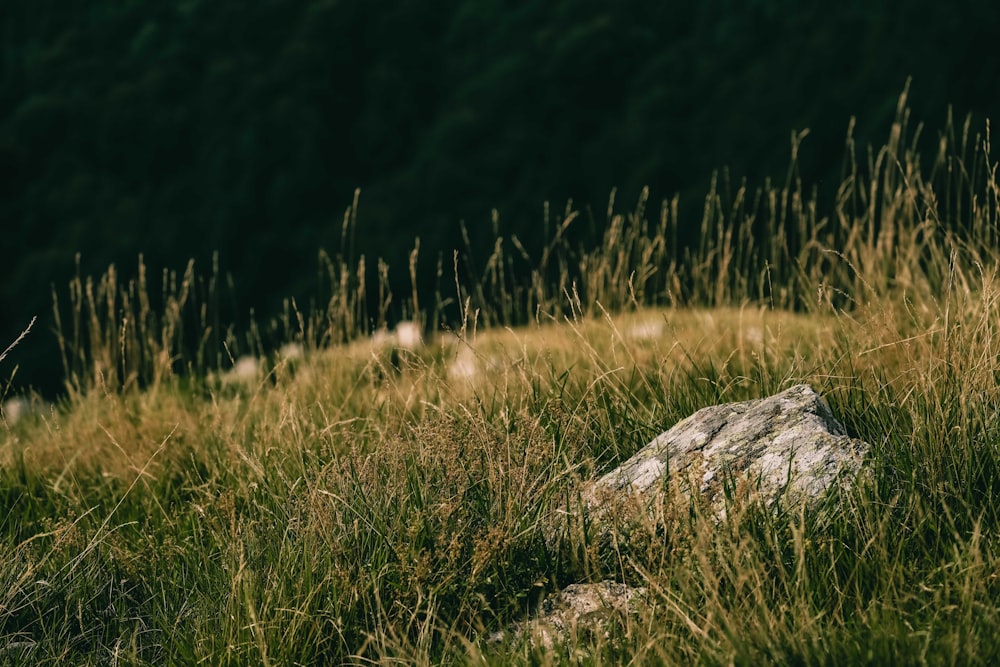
[588, 384, 870, 518]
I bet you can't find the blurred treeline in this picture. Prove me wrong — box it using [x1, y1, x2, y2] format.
[2, 0, 999, 395]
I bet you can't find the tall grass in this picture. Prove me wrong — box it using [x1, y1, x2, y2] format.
[51, 88, 998, 395]
[3, 90, 1000, 664]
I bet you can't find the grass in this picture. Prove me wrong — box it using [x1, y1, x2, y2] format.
[4, 90, 1000, 664]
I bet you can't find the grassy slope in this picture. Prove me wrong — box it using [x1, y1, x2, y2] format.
[4, 99, 1000, 664]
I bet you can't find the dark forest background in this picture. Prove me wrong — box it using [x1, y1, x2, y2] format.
[2, 0, 999, 396]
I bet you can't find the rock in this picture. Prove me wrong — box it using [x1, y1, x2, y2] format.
[218, 355, 261, 385]
[394, 321, 423, 351]
[447, 346, 478, 381]
[489, 581, 646, 650]
[624, 319, 665, 341]
[2, 396, 48, 425]
[278, 342, 304, 360]
[0, 640, 36, 659]
[371, 321, 423, 352]
[588, 384, 870, 519]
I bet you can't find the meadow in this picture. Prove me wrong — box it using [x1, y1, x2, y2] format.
[3, 96, 1000, 664]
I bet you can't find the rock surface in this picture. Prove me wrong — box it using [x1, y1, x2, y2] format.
[490, 581, 646, 649]
[588, 384, 870, 518]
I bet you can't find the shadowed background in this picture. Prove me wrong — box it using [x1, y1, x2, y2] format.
[2, 0, 999, 396]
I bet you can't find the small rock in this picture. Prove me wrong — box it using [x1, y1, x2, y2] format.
[447, 346, 478, 380]
[0, 640, 36, 658]
[278, 342, 304, 360]
[220, 355, 260, 385]
[371, 322, 423, 351]
[394, 321, 423, 351]
[624, 319, 664, 341]
[743, 326, 764, 345]
[588, 384, 870, 519]
[2, 396, 47, 425]
[490, 581, 646, 650]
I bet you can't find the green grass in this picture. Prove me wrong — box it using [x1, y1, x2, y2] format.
[4, 92, 1000, 664]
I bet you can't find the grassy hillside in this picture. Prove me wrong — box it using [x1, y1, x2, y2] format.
[3, 98, 1000, 664]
